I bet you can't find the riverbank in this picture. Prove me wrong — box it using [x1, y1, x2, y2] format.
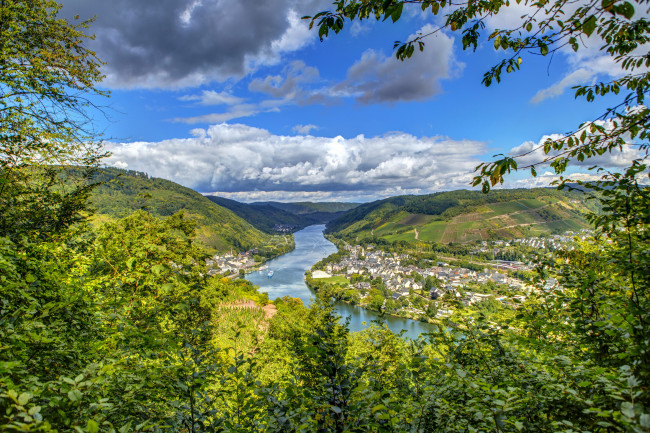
[305, 271, 436, 324]
[245, 225, 435, 337]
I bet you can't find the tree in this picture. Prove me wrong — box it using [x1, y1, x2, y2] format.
[0, 0, 107, 240]
[306, 2, 650, 430]
[305, 0, 648, 191]
[0, 3, 113, 430]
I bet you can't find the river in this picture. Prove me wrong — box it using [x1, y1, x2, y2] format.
[245, 225, 434, 338]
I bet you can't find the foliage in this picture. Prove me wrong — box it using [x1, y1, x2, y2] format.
[88, 168, 274, 253]
[207, 196, 359, 234]
[207, 195, 316, 233]
[3, 0, 650, 431]
[0, 0, 107, 242]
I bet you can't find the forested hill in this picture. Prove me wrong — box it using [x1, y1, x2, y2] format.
[206, 196, 312, 233]
[207, 197, 361, 233]
[251, 201, 360, 224]
[87, 168, 272, 252]
[326, 188, 598, 244]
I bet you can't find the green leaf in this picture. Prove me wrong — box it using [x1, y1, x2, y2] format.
[619, 2, 635, 19]
[68, 389, 82, 402]
[391, 2, 404, 22]
[640, 414, 650, 428]
[539, 43, 549, 56]
[621, 402, 635, 419]
[28, 406, 41, 416]
[18, 392, 31, 406]
[87, 420, 99, 433]
[582, 15, 597, 37]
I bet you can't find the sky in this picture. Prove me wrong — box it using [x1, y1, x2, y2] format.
[59, 0, 644, 202]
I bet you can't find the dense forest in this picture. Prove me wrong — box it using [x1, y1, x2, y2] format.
[2, 1, 649, 432]
[88, 168, 274, 253]
[206, 197, 358, 234]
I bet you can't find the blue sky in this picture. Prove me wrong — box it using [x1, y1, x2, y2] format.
[60, 0, 639, 202]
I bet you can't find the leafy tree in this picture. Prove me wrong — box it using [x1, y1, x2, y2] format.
[308, 3, 650, 430]
[0, 0, 107, 240]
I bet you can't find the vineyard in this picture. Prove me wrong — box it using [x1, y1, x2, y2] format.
[212, 300, 275, 355]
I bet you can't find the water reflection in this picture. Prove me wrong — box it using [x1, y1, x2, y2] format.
[245, 225, 434, 339]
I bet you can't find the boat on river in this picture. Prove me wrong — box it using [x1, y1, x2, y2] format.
[267, 270, 274, 278]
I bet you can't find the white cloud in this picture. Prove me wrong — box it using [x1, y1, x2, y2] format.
[503, 172, 606, 189]
[507, 121, 646, 169]
[208, 187, 425, 203]
[530, 68, 595, 103]
[173, 106, 260, 124]
[104, 123, 486, 200]
[350, 21, 372, 37]
[179, 90, 245, 106]
[249, 61, 320, 98]
[334, 25, 462, 104]
[293, 124, 319, 134]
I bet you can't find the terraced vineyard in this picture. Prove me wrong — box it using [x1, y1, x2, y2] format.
[328, 189, 593, 244]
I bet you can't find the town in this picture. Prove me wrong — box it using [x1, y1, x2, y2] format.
[306, 233, 581, 320]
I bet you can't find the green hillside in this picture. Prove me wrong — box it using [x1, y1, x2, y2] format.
[326, 188, 596, 244]
[206, 197, 361, 233]
[206, 196, 312, 233]
[250, 201, 361, 225]
[87, 168, 272, 252]
[288, 202, 361, 213]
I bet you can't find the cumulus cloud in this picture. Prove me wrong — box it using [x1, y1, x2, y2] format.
[179, 90, 244, 106]
[60, 0, 331, 89]
[293, 124, 319, 134]
[530, 68, 595, 103]
[507, 121, 646, 169]
[249, 61, 320, 99]
[103, 123, 485, 200]
[334, 25, 462, 104]
[174, 106, 260, 124]
[503, 172, 607, 189]
[209, 187, 425, 203]
[172, 61, 321, 124]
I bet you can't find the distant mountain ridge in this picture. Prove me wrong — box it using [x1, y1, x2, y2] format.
[87, 168, 272, 253]
[325, 188, 597, 244]
[207, 197, 360, 233]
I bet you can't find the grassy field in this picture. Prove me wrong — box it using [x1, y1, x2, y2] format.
[314, 275, 350, 285]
